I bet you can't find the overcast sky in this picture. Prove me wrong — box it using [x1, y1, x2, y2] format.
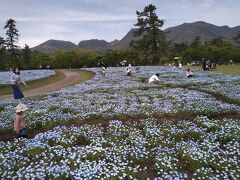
[0, 0, 239, 48]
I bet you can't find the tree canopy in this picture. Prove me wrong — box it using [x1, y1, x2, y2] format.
[131, 4, 168, 65]
[4, 18, 19, 60]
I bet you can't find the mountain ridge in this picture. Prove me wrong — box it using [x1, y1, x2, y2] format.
[32, 39, 77, 53]
[32, 21, 240, 53]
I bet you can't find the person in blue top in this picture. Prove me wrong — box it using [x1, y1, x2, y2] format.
[10, 68, 27, 99]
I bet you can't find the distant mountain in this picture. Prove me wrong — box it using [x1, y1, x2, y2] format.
[112, 29, 137, 50]
[78, 39, 113, 51]
[110, 39, 120, 46]
[96, 21, 240, 50]
[77, 30, 138, 51]
[32, 21, 240, 53]
[165, 21, 240, 44]
[113, 21, 240, 49]
[32, 39, 77, 53]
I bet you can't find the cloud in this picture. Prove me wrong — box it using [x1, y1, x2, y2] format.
[0, 0, 239, 47]
[201, 0, 215, 7]
[8, 12, 136, 23]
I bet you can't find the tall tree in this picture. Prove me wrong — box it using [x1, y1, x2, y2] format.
[232, 33, 240, 47]
[131, 4, 168, 65]
[173, 43, 189, 54]
[22, 44, 32, 69]
[0, 36, 5, 49]
[0, 36, 8, 70]
[4, 18, 19, 60]
[191, 36, 201, 48]
[206, 37, 225, 47]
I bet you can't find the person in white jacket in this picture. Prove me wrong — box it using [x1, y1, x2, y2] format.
[11, 68, 27, 99]
[125, 64, 132, 76]
[148, 73, 160, 84]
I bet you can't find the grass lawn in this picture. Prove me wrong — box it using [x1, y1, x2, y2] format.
[184, 63, 240, 76]
[0, 69, 95, 96]
[73, 69, 95, 85]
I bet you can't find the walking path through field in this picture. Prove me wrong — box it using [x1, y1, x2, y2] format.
[0, 69, 95, 101]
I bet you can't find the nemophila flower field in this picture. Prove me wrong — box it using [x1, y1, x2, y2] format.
[0, 117, 239, 179]
[0, 66, 240, 178]
[0, 69, 55, 86]
[198, 81, 240, 101]
[1, 67, 240, 131]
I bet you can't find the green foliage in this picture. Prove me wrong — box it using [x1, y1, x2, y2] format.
[0, 36, 5, 49]
[49, 105, 59, 112]
[137, 77, 148, 83]
[0, 47, 8, 70]
[85, 151, 105, 161]
[31, 52, 51, 68]
[75, 135, 91, 146]
[26, 147, 44, 157]
[169, 35, 240, 65]
[0, 107, 4, 112]
[191, 36, 202, 48]
[180, 45, 240, 64]
[180, 153, 202, 172]
[62, 108, 73, 114]
[21, 44, 32, 69]
[188, 131, 204, 141]
[232, 33, 240, 47]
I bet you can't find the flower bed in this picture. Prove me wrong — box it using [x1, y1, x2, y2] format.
[0, 69, 55, 86]
[0, 67, 239, 131]
[0, 117, 239, 179]
[0, 66, 240, 178]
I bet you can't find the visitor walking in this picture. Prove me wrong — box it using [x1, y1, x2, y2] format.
[98, 61, 107, 69]
[178, 62, 182, 68]
[101, 66, 106, 77]
[11, 68, 27, 99]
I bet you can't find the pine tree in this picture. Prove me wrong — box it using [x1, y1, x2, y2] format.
[232, 33, 240, 47]
[131, 4, 168, 65]
[22, 44, 32, 69]
[4, 18, 19, 60]
[0, 36, 5, 49]
[191, 36, 201, 48]
[0, 36, 8, 70]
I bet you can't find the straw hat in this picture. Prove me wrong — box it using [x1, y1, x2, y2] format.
[15, 103, 28, 113]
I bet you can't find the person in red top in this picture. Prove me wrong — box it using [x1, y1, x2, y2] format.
[14, 103, 28, 138]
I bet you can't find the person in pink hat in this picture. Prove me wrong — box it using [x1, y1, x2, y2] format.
[14, 103, 28, 138]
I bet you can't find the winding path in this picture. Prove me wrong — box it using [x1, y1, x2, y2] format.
[0, 69, 95, 101]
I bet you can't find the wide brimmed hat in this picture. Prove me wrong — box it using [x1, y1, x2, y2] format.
[15, 103, 28, 113]
[174, 57, 179, 60]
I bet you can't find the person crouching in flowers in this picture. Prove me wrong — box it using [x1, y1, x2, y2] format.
[126, 67, 131, 76]
[148, 73, 160, 84]
[186, 68, 193, 77]
[125, 63, 132, 76]
[101, 66, 106, 77]
[11, 68, 27, 99]
[14, 103, 28, 138]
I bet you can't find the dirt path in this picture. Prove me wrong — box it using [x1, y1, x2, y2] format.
[0, 69, 94, 101]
